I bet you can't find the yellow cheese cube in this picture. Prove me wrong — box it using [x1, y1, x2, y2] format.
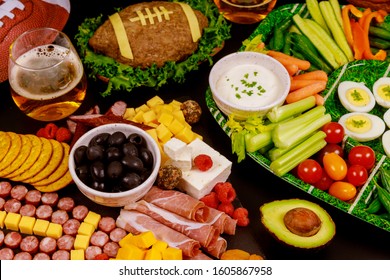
[70, 249, 85, 260]
[192, 132, 203, 141]
[123, 107, 136, 120]
[157, 111, 174, 126]
[46, 223, 63, 239]
[146, 128, 158, 143]
[83, 211, 101, 229]
[0, 211, 7, 228]
[152, 240, 168, 252]
[33, 219, 49, 236]
[147, 95, 164, 108]
[169, 100, 182, 110]
[145, 122, 158, 128]
[162, 247, 182, 260]
[142, 110, 157, 124]
[160, 104, 174, 112]
[135, 104, 150, 113]
[144, 247, 162, 260]
[78, 222, 95, 236]
[74, 234, 91, 250]
[118, 232, 133, 247]
[167, 118, 185, 135]
[19, 216, 36, 235]
[116, 244, 145, 260]
[175, 127, 195, 144]
[156, 123, 173, 144]
[172, 110, 186, 123]
[132, 110, 145, 123]
[127, 231, 156, 249]
[4, 212, 21, 231]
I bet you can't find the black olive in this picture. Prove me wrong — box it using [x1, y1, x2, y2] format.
[107, 161, 123, 180]
[121, 172, 142, 190]
[122, 142, 138, 157]
[139, 168, 152, 182]
[90, 161, 105, 182]
[128, 133, 146, 147]
[86, 145, 105, 161]
[121, 155, 144, 173]
[91, 180, 108, 192]
[75, 165, 90, 184]
[90, 133, 110, 147]
[106, 146, 123, 162]
[108, 131, 126, 147]
[138, 147, 154, 167]
[74, 145, 88, 166]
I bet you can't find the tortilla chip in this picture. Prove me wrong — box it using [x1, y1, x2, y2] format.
[0, 134, 32, 177]
[0, 132, 22, 172]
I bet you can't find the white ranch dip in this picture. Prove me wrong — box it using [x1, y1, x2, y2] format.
[216, 64, 282, 108]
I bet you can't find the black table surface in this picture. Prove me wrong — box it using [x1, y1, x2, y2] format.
[1, 0, 389, 260]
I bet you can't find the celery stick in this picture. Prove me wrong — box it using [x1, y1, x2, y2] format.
[268, 132, 315, 161]
[272, 112, 331, 149]
[231, 130, 247, 163]
[329, 0, 343, 27]
[266, 96, 316, 123]
[270, 131, 327, 177]
[306, 0, 330, 34]
[245, 131, 273, 153]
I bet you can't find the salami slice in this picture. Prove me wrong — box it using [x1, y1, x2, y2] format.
[14, 252, 33, 260]
[52, 250, 70, 260]
[0, 248, 14, 260]
[51, 209, 69, 225]
[109, 227, 127, 243]
[10, 185, 28, 201]
[63, 218, 80, 236]
[72, 205, 88, 221]
[36, 205, 53, 220]
[103, 241, 120, 258]
[90, 231, 109, 247]
[4, 231, 22, 249]
[98, 216, 116, 233]
[0, 181, 12, 198]
[85, 245, 102, 260]
[4, 198, 22, 213]
[19, 204, 37, 217]
[57, 235, 75, 251]
[39, 237, 57, 255]
[41, 192, 59, 207]
[57, 197, 75, 212]
[25, 190, 42, 206]
[20, 235, 39, 254]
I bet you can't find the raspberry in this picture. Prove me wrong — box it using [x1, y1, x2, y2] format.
[55, 127, 72, 143]
[232, 207, 249, 227]
[200, 191, 219, 209]
[215, 182, 236, 204]
[36, 127, 46, 138]
[218, 202, 235, 217]
[193, 154, 213, 171]
[44, 123, 58, 139]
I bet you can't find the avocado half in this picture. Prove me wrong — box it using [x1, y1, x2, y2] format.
[260, 199, 336, 249]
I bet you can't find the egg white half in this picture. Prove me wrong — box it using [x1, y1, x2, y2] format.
[373, 77, 390, 108]
[338, 112, 385, 142]
[338, 81, 376, 112]
[382, 130, 390, 158]
[384, 108, 390, 129]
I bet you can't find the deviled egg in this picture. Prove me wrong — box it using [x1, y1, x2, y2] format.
[372, 77, 390, 108]
[382, 130, 390, 157]
[338, 81, 376, 112]
[384, 108, 390, 128]
[338, 112, 385, 142]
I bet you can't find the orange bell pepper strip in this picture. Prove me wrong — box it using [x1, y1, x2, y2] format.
[361, 10, 387, 60]
[350, 19, 365, 60]
[342, 4, 363, 48]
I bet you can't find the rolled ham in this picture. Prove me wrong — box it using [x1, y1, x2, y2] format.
[203, 236, 227, 259]
[205, 207, 237, 235]
[142, 187, 209, 222]
[116, 209, 201, 258]
[125, 200, 219, 247]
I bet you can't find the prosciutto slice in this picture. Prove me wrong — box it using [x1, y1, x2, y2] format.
[205, 207, 237, 235]
[142, 187, 210, 222]
[116, 209, 200, 257]
[125, 200, 219, 247]
[203, 236, 227, 259]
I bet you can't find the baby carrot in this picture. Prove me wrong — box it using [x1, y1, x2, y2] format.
[314, 93, 325, 105]
[285, 64, 299, 76]
[286, 81, 327, 104]
[290, 79, 322, 91]
[267, 50, 311, 70]
[292, 70, 328, 82]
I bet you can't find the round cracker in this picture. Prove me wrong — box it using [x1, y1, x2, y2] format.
[0, 132, 22, 172]
[11, 137, 53, 182]
[32, 142, 70, 186]
[6, 135, 42, 178]
[33, 170, 73, 192]
[0, 131, 11, 162]
[0, 134, 32, 177]
[25, 139, 64, 184]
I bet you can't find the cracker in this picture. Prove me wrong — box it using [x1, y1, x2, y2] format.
[0, 134, 32, 177]
[0, 131, 11, 162]
[0, 132, 22, 172]
[33, 170, 73, 193]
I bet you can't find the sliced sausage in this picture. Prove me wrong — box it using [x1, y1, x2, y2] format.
[13, 252, 32, 260]
[4, 231, 22, 249]
[0, 181, 12, 198]
[0, 197, 5, 210]
[35, 205, 53, 220]
[90, 230, 109, 247]
[72, 205, 88, 221]
[10, 185, 28, 201]
[85, 245, 102, 260]
[51, 209, 69, 225]
[41, 192, 59, 207]
[25, 190, 42, 206]
[57, 235, 75, 251]
[39, 237, 57, 255]
[0, 248, 14, 260]
[57, 197, 75, 212]
[98, 216, 116, 233]
[103, 241, 120, 258]
[109, 227, 127, 242]
[52, 250, 70, 260]
[62, 218, 80, 236]
[20, 235, 39, 254]
[0, 229, 4, 246]
[19, 204, 36, 217]
[4, 198, 21, 213]
[33, 252, 51, 260]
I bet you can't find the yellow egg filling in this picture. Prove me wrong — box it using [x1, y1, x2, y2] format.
[377, 84, 390, 101]
[345, 114, 372, 133]
[346, 88, 370, 106]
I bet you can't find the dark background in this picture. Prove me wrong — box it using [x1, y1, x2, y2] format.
[1, 0, 389, 259]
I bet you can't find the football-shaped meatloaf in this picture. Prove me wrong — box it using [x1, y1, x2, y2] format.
[88, 1, 208, 69]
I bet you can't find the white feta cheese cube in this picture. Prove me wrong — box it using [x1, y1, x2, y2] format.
[164, 148, 192, 171]
[163, 137, 188, 160]
[187, 138, 220, 160]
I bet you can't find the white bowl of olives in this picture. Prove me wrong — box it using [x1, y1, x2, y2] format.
[68, 123, 161, 207]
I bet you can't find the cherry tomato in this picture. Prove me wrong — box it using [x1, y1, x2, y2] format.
[347, 164, 368, 187]
[297, 159, 323, 184]
[328, 181, 357, 201]
[323, 152, 348, 181]
[313, 170, 334, 191]
[316, 143, 344, 164]
[348, 145, 376, 171]
[321, 122, 344, 144]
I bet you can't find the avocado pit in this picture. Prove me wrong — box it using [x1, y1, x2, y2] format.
[283, 207, 322, 237]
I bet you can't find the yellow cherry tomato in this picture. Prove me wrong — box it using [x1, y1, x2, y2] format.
[328, 181, 357, 201]
[323, 152, 348, 181]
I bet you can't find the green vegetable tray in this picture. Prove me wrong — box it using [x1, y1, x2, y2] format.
[205, 3, 390, 233]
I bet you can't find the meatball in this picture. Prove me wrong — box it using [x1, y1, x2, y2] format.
[156, 165, 182, 190]
[181, 100, 202, 124]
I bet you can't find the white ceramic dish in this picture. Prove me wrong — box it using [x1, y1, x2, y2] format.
[68, 123, 161, 207]
[209, 51, 290, 120]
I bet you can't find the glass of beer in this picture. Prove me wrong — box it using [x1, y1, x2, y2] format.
[8, 27, 87, 122]
[213, 0, 277, 24]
